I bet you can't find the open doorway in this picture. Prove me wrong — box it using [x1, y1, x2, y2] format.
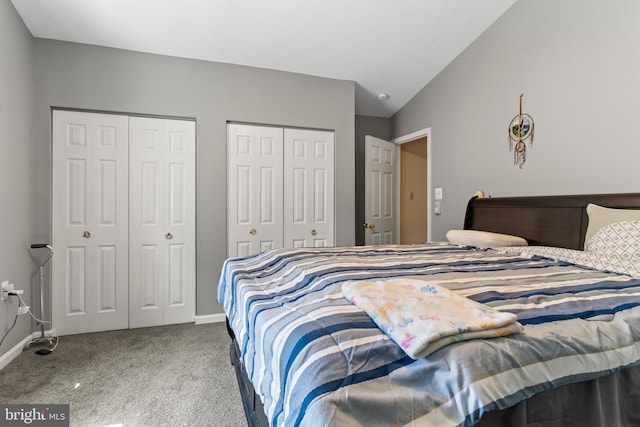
[393, 127, 432, 243]
[400, 137, 428, 244]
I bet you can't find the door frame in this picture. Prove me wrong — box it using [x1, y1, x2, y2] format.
[392, 127, 432, 242]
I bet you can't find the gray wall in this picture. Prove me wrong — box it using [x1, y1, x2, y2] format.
[31, 40, 355, 317]
[354, 115, 391, 245]
[392, 0, 640, 241]
[0, 1, 35, 355]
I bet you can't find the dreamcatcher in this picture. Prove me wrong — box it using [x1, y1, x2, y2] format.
[508, 94, 534, 168]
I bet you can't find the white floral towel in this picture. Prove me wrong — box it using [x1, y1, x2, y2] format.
[342, 278, 523, 359]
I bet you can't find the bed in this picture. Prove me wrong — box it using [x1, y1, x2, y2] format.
[219, 192, 640, 426]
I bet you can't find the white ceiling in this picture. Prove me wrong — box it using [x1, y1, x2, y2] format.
[11, 0, 517, 118]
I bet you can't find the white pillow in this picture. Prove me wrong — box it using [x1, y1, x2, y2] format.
[584, 220, 640, 278]
[446, 229, 528, 248]
[585, 204, 640, 248]
[586, 220, 640, 260]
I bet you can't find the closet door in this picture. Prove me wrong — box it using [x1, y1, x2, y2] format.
[283, 129, 334, 247]
[129, 117, 196, 328]
[52, 110, 129, 335]
[227, 124, 284, 257]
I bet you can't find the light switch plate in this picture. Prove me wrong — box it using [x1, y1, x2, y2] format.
[435, 187, 443, 200]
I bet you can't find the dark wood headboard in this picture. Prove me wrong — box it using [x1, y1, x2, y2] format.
[463, 193, 640, 250]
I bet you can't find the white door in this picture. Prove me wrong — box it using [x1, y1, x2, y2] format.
[227, 124, 284, 257]
[129, 117, 196, 328]
[364, 135, 397, 245]
[52, 110, 129, 335]
[283, 128, 334, 248]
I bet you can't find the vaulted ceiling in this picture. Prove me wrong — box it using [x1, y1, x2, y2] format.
[11, 0, 517, 117]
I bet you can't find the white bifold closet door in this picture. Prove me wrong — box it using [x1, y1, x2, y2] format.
[227, 124, 284, 257]
[128, 117, 196, 328]
[283, 128, 334, 248]
[52, 110, 195, 335]
[227, 123, 334, 258]
[52, 110, 130, 335]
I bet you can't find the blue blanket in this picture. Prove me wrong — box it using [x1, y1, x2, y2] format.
[218, 243, 640, 426]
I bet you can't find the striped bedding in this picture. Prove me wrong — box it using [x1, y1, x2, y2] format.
[218, 243, 640, 426]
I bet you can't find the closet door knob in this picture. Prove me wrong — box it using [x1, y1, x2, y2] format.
[311, 229, 317, 236]
[249, 228, 257, 235]
[165, 233, 173, 240]
[82, 231, 91, 238]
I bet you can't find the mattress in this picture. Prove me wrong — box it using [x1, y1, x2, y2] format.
[218, 243, 640, 426]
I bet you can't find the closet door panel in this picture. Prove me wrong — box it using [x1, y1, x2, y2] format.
[227, 124, 283, 257]
[292, 168, 307, 223]
[52, 110, 129, 335]
[97, 160, 117, 224]
[66, 246, 86, 315]
[141, 162, 161, 224]
[129, 119, 164, 327]
[129, 117, 195, 327]
[260, 166, 277, 224]
[236, 242, 252, 258]
[141, 244, 160, 308]
[169, 163, 186, 224]
[168, 243, 186, 306]
[162, 119, 196, 325]
[67, 158, 87, 225]
[284, 129, 334, 248]
[97, 245, 117, 311]
[236, 166, 252, 224]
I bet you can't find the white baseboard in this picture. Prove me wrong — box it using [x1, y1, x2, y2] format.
[0, 335, 32, 371]
[0, 328, 57, 371]
[194, 313, 226, 325]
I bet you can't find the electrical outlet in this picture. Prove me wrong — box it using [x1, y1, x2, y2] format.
[1, 281, 14, 301]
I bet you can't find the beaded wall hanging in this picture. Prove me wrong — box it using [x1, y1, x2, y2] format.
[508, 94, 535, 168]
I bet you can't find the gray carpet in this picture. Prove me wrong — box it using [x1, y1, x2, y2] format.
[0, 322, 247, 426]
